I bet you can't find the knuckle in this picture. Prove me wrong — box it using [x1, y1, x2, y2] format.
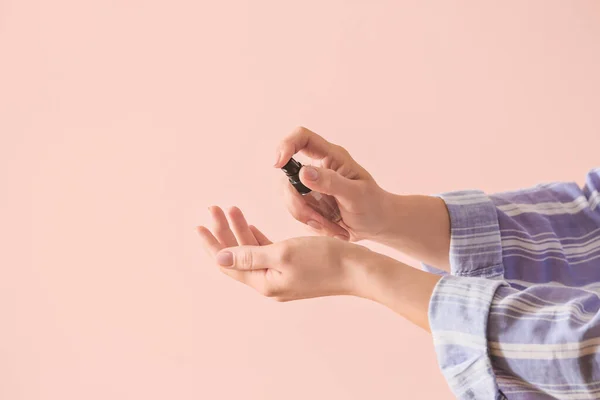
[293, 126, 308, 136]
[335, 144, 349, 156]
[238, 251, 254, 270]
[355, 180, 369, 196]
[277, 244, 293, 264]
[292, 126, 312, 143]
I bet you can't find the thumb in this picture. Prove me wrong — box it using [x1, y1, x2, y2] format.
[299, 166, 359, 201]
[215, 245, 272, 270]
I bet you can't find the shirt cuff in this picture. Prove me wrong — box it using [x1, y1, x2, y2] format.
[422, 190, 504, 278]
[429, 276, 506, 399]
[426, 190, 507, 399]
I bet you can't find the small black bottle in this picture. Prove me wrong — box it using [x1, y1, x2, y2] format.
[281, 158, 342, 222]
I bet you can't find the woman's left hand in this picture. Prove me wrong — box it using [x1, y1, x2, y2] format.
[197, 206, 370, 301]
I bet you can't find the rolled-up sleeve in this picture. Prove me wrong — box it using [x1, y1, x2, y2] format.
[427, 169, 600, 400]
[427, 191, 507, 399]
[421, 190, 504, 278]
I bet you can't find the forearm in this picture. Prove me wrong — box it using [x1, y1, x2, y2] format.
[352, 248, 441, 332]
[373, 193, 451, 272]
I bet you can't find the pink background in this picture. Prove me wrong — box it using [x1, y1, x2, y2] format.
[1, 1, 600, 399]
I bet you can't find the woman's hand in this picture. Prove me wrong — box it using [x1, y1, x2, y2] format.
[197, 206, 441, 331]
[197, 206, 370, 301]
[274, 126, 393, 242]
[274, 126, 452, 271]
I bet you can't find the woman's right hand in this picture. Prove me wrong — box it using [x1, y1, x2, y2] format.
[274, 127, 452, 272]
[274, 126, 394, 242]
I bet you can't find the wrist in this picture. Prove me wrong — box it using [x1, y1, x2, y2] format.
[350, 248, 441, 331]
[341, 242, 377, 297]
[348, 248, 404, 301]
[367, 191, 411, 243]
[343, 243, 401, 301]
[367, 192, 451, 271]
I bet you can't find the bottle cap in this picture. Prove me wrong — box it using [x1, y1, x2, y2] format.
[281, 158, 311, 194]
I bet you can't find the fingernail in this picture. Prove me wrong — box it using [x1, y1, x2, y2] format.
[304, 166, 319, 181]
[306, 220, 321, 230]
[216, 251, 234, 267]
[334, 235, 349, 241]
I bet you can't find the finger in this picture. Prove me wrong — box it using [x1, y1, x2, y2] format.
[248, 225, 273, 245]
[196, 225, 224, 256]
[274, 126, 337, 168]
[227, 206, 259, 246]
[216, 244, 283, 295]
[198, 221, 263, 286]
[208, 206, 238, 247]
[215, 245, 274, 271]
[215, 245, 282, 297]
[282, 180, 350, 238]
[197, 225, 246, 283]
[298, 165, 360, 206]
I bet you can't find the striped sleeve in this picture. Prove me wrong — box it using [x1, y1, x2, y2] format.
[428, 168, 600, 400]
[428, 190, 507, 399]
